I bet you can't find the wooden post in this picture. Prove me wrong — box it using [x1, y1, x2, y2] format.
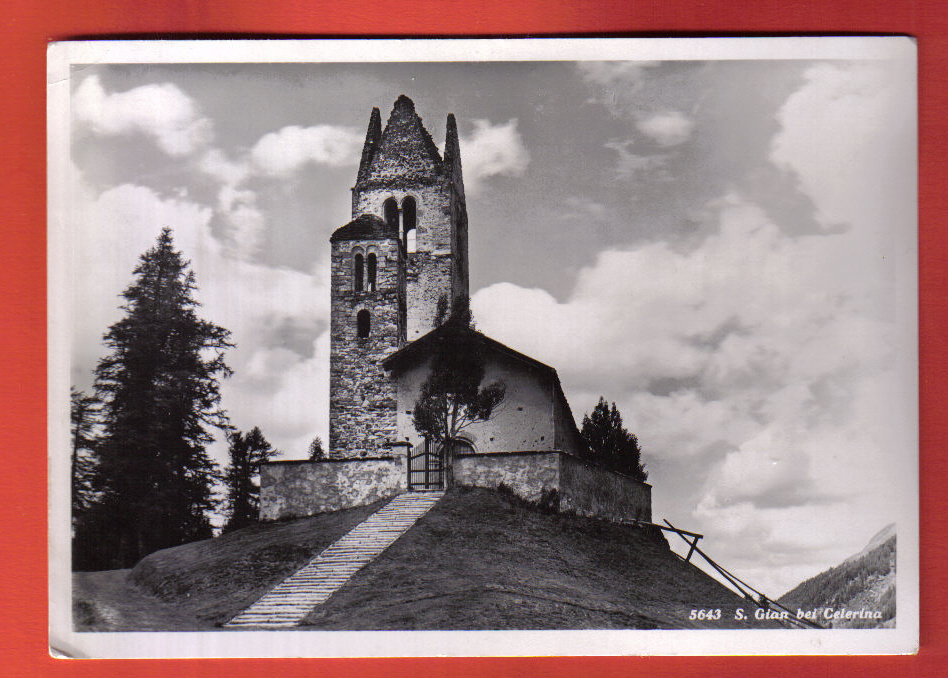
[685, 535, 701, 562]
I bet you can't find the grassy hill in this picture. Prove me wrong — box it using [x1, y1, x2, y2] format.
[778, 525, 896, 629]
[74, 487, 784, 631]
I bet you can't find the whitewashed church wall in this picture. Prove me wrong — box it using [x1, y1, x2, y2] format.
[393, 351, 557, 453]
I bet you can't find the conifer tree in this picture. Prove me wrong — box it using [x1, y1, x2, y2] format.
[70, 387, 101, 526]
[75, 228, 233, 569]
[307, 435, 325, 461]
[223, 426, 277, 532]
[581, 397, 648, 482]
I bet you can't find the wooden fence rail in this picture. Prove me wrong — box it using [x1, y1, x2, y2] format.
[627, 518, 824, 630]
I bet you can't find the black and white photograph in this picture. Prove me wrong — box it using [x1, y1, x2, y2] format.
[48, 38, 918, 657]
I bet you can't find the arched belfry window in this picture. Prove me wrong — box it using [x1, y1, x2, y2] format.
[367, 252, 377, 292]
[356, 310, 371, 338]
[402, 196, 417, 253]
[353, 253, 364, 293]
[383, 198, 399, 230]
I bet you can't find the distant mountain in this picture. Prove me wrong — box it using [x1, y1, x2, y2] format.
[778, 525, 896, 629]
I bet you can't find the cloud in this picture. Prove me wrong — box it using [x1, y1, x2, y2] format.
[250, 125, 363, 177]
[460, 119, 530, 193]
[214, 185, 266, 260]
[73, 75, 213, 157]
[604, 139, 670, 182]
[636, 110, 695, 147]
[560, 196, 616, 222]
[199, 148, 251, 186]
[67, 173, 330, 465]
[770, 60, 916, 231]
[472, 190, 906, 594]
[577, 62, 661, 116]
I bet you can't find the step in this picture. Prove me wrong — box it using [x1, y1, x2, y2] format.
[225, 492, 442, 628]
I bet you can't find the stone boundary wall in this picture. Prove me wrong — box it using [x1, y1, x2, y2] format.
[453, 450, 652, 524]
[453, 451, 560, 503]
[558, 453, 652, 523]
[259, 456, 406, 521]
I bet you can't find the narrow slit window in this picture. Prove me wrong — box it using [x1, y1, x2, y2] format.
[356, 310, 371, 338]
[353, 253, 364, 293]
[367, 253, 377, 292]
[402, 196, 417, 252]
[383, 198, 399, 229]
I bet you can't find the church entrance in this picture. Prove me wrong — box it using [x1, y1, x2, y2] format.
[408, 439, 444, 491]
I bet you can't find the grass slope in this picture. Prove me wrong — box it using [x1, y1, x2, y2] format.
[74, 487, 782, 631]
[302, 487, 780, 630]
[778, 527, 896, 629]
[74, 500, 383, 630]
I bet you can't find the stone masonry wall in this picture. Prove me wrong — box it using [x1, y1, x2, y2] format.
[259, 457, 407, 521]
[559, 453, 652, 523]
[355, 184, 460, 342]
[453, 451, 560, 503]
[405, 251, 455, 340]
[453, 451, 652, 523]
[329, 237, 402, 458]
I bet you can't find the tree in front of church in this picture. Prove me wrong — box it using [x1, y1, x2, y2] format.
[223, 426, 278, 532]
[73, 228, 233, 570]
[412, 296, 506, 481]
[580, 397, 648, 482]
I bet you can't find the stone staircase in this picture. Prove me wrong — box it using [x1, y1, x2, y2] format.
[225, 491, 443, 629]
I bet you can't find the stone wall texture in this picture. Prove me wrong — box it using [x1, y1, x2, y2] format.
[261, 451, 651, 524]
[329, 237, 403, 458]
[350, 98, 468, 343]
[453, 451, 652, 523]
[453, 451, 560, 503]
[559, 453, 652, 523]
[259, 457, 407, 521]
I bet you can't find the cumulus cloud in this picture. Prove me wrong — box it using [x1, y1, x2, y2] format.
[69, 181, 214, 378]
[250, 124, 363, 177]
[636, 110, 695, 147]
[770, 60, 916, 231]
[199, 148, 251, 186]
[472, 188, 908, 594]
[214, 185, 266, 260]
[73, 75, 213, 156]
[460, 119, 530, 193]
[66, 173, 329, 464]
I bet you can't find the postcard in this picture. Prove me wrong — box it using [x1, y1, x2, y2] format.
[48, 37, 918, 657]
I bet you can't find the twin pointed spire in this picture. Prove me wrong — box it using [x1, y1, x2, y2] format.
[355, 95, 462, 188]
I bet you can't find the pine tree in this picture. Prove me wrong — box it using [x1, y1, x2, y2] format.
[580, 397, 648, 482]
[75, 228, 233, 569]
[223, 426, 277, 532]
[308, 435, 325, 461]
[70, 387, 101, 525]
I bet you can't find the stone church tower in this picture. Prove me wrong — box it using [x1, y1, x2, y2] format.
[329, 96, 470, 458]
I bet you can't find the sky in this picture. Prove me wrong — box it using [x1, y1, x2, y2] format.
[59, 43, 916, 597]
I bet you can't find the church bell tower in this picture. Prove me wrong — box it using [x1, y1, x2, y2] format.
[351, 95, 469, 341]
[328, 96, 470, 458]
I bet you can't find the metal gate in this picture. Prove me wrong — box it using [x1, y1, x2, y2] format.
[408, 438, 443, 491]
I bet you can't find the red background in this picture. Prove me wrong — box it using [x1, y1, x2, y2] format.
[2, 1, 946, 675]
